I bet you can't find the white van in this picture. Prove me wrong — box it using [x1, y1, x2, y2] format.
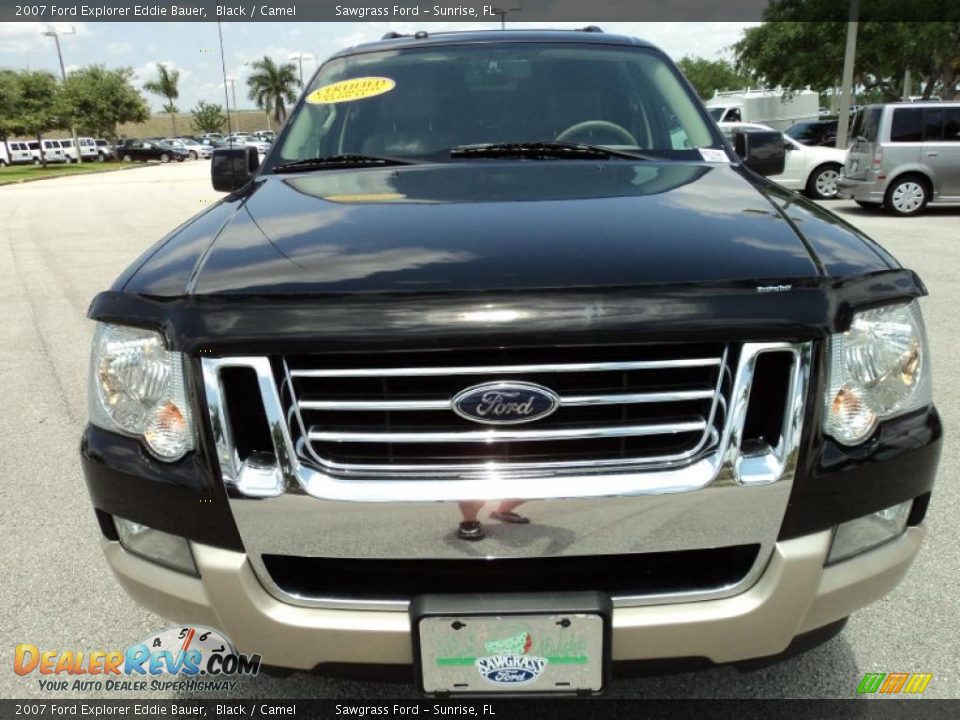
[59, 137, 99, 163]
[27, 139, 67, 164]
[0, 140, 33, 166]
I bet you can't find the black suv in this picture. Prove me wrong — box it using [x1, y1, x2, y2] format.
[81, 30, 940, 697]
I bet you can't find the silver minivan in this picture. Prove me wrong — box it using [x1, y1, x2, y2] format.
[838, 102, 960, 215]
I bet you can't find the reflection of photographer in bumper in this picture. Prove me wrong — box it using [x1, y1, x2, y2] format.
[458, 501, 529, 540]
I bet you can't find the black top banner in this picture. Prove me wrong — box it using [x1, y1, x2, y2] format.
[0, 0, 957, 23]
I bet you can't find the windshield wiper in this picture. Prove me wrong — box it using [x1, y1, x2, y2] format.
[273, 154, 419, 173]
[449, 141, 658, 161]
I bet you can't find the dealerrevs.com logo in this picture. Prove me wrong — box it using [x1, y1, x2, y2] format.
[13, 626, 261, 692]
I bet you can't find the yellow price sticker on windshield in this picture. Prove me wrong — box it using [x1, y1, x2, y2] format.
[306, 77, 396, 104]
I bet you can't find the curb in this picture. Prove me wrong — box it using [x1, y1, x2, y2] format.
[0, 162, 160, 187]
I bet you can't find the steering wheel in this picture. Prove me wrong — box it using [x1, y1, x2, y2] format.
[555, 120, 638, 146]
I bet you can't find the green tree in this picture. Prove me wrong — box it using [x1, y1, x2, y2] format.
[192, 100, 226, 134]
[0, 69, 24, 163]
[143, 63, 181, 135]
[676, 56, 751, 100]
[734, 4, 960, 101]
[59, 65, 149, 140]
[18, 70, 64, 166]
[246, 56, 298, 129]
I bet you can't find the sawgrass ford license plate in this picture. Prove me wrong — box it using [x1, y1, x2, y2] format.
[412, 593, 611, 696]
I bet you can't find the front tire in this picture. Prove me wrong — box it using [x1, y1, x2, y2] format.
[123, 154, 133, 163]
[805, 164, 842, 200]
[885, 175, 929, 216]
[189, 151, 197, 160]
[160, 153, 170, 163]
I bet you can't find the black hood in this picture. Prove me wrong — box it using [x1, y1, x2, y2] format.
[187, 161, 824, 295]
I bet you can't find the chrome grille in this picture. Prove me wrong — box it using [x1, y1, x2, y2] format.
[279, 344, 733, 475]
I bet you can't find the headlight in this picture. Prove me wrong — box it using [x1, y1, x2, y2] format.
[88, 324, 194, 460]
[824, 300, 931, 446]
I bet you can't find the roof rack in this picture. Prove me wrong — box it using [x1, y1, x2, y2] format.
[580, 26, 604, 33]
[381, 32, 404, 40]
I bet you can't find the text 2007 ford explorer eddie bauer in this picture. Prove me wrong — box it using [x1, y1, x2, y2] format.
[81, 30, 941, 695]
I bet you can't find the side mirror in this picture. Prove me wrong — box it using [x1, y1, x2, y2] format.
[734, 130, 785, 177]
[212, 146, 260, 192]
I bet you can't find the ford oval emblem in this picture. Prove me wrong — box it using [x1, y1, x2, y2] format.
[452, 382, 560, 425]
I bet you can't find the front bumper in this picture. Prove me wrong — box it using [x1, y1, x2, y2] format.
[80, 333, 941, 672]
[102, 525, 925, 668]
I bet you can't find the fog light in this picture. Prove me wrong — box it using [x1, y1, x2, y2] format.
[827, 501, 913, 564]
[236, 451, 284, 497]
[114, 517, 197, 575]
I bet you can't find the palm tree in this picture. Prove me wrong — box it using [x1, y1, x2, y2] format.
[143, 63, 181, 136]
[247, 56, 298, 130]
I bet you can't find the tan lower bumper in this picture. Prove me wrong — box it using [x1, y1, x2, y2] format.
[102, 526, 925, 669]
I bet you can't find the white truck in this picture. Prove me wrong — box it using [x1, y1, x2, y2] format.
[706, 88, 819, 131]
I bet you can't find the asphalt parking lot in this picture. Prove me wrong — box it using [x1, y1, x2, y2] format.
[0, 160, 957, 700]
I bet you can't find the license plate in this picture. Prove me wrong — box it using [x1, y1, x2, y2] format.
[417, 612, 605, 695]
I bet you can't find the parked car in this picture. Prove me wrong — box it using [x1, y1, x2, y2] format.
[786, 118, 839, 147]
[0, 140, 33, 166]
[59, 137, 99, 163]
[222, 133, 250, 145]
[222, 133, 270, 154]
[252, 130, 276, 142]
[117, 139, 189, 163]
[194, 136, 226, 148]
[243, 136, 272, 154]
[838, 101, 960, 215]
[94, 139, 116, 161]
[720, 122, 847, 199]
[27, 139, 67, 164]
[163, 138, 213, 159]
[82, 29, 940, 696]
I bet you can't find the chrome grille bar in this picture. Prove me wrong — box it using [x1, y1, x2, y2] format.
[307, 420, 707, 444]
[285, 345, 731, 472]
[298, 389, 715, 412]
[290, 357, 721, 378]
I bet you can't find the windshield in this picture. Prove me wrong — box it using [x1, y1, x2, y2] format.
[271, 43, 719, 169]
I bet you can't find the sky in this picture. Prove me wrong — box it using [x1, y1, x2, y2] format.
[0, 21, 758, 112]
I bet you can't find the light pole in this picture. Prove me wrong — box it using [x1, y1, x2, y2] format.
[226, 77, 238, 133]
[835, 0, 859, 148]
[42, 25, 82, 163]
[217, 20, 232, 134]
[492, 6, 521, 29]
[289, 53, 315, 90]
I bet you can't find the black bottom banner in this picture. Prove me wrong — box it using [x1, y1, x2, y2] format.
[1, 699, 957, 720]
